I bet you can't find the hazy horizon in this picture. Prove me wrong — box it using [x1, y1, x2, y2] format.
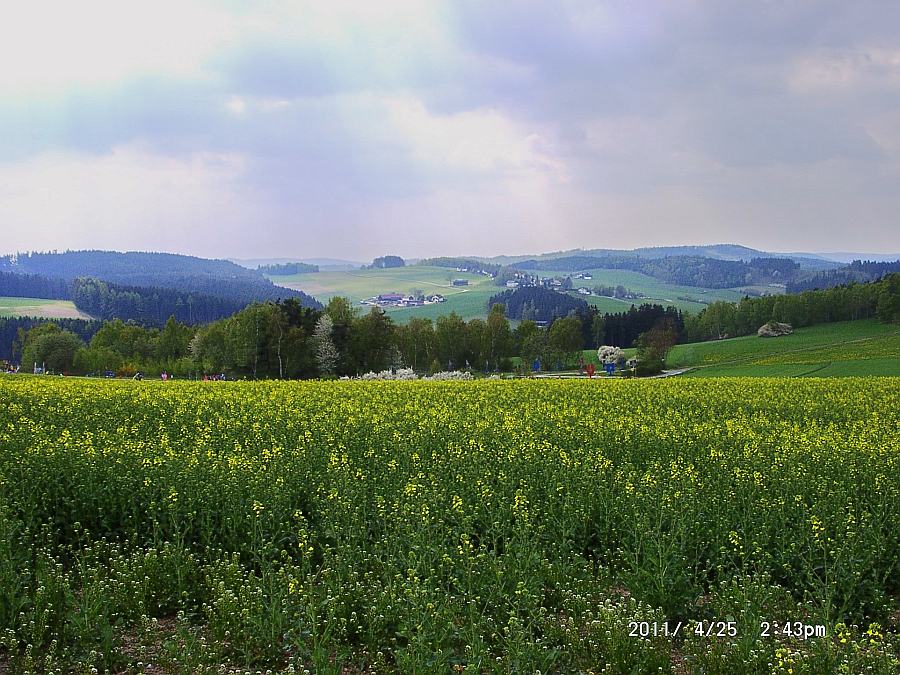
[5, 243, 899, 267]
[2, 1, 899, 259]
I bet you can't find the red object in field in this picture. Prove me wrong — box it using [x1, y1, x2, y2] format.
[586, 363, 595, 378]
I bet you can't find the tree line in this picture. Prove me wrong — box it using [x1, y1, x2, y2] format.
[10, 299, 590, 378]
[370, 256, 405, 269]
[7, 273, 900, 378]
[6, 298, 682, 378]
[0, 317, 100, 362]
[0, 271, 71, 300]
[683, 273, 900, 341]
[71, 278, 251, 326]
[257, 262, 319, 274]
[510, 254, 803, 289]
[488, 286, 587, 322]
[785, 259, 900, 293]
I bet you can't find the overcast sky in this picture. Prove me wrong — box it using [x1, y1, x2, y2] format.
[1, 0, 899, 260]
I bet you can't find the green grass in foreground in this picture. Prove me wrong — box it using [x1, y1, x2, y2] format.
[666, 320, 898, 368]
[682, 358, 900, 378]
[578, 319, 900, 377]
[0, 296, 91, 319]
[677, 321, 900, 378]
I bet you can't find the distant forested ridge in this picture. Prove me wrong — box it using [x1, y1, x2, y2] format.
[1, 250, 263, 283]
[0, 271, 70, 300]
[418, 257, 502, 274]
[786, 260, 900, 293]
[0, 251, 322, 323]
[511, 255, 801, 288]
[258, 262, 319, 275]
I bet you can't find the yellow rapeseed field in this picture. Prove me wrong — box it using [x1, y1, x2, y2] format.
[0, 376, 897, 672]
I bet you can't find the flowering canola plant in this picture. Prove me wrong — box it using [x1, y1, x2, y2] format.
[0, 376, 897, 672]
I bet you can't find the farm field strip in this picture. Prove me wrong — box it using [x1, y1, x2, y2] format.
[268, 266, 488, 299]
[0, 377, 897, 672]
[0, 296, 92, 320]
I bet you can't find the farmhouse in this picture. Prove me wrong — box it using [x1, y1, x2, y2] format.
[401, 295, 425, 307]
[376, 293, 404, 305]
[452, 279, 469, 286]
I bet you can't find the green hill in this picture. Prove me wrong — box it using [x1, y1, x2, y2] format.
[553, 267, 755, 314]
[268, 266, 496, 323]
[270, 264, 761, 322]
[579, 319, 900, 376]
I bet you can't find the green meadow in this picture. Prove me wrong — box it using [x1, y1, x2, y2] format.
[0, 297, 92, 320]
[579, 319, 900, 377]
[267, 266, 497, 323]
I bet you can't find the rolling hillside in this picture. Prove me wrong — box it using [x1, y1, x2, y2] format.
[579, 319, 900, 376]
[269, 266, 495, 323]
[551, 267, 753, 313]
[0, 251, 320, 307]
[666, 319, 898, 368]
[0, 250, 321, 325]
[270, 263, 755, 322]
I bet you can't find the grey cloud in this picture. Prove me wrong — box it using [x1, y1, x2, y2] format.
[449, 0, 900, 167]
[2, 0, 899, 258]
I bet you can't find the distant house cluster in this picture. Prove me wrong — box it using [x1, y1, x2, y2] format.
[361, 293, 446, 308]
[455, 266, 495, 277]
[503, 272, 572, 290]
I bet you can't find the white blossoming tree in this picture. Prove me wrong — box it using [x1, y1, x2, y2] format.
[597, 345, 625, 366]
[313, 314, 339, 375]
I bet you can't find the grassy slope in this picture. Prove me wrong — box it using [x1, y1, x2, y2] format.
[578, 319, 900, 375]
[0, 297, 92, 320]
[268, 267, 497, 324]
[667, 320, 896, 367]
[673, 320, 900, 377]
